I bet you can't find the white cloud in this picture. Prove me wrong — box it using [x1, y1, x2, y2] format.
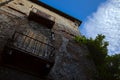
[81, 0, 120, 55]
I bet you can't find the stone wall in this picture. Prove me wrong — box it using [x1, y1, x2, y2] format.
[49, 33, 96, 80]
[0, 66, 44, 80]
[0, 1, 96, 80]
[0, 0, 80, 36]
[0, 8, 52, 80]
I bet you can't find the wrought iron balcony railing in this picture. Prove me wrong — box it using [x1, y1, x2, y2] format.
[8, 31, 55, 60]
[2, 31, 55, 76]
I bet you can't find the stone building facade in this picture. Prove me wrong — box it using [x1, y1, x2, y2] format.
[0, 0, 96, 80]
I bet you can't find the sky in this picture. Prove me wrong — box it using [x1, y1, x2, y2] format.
[40, 0, 120, 55]
[40, 0, 106, 21]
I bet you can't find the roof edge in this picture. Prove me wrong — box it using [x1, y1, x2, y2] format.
[29, 0, 82, 26]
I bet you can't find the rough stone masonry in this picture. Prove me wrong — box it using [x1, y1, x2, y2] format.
[0, 0, 96, 80]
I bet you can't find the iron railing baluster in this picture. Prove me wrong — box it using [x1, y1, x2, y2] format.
[11, 31, 55, 60]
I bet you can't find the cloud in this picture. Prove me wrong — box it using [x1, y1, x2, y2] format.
[81, 0, 120, 55]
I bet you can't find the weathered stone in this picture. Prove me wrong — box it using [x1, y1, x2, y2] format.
[0, 0, 96, 80]
[0, 66, 46, 80]
[49, 39, 96, 80]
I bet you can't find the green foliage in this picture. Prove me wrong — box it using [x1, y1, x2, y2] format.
[104, 54, 120, 80]
[74, 34, 109, 80]
[74, 34, 108, 65]
[74, 35, 87, 44]
[74, 34, 120, 80]
[87, 34, 108, 65]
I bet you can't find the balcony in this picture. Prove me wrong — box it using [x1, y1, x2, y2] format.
[2, 31, 55, 76]
[28, 8, 55, 29]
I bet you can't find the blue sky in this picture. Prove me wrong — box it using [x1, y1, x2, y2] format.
[40, 0, 120, 55]
[40, 0, 106, 26]
[40, 0, 106, 20]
